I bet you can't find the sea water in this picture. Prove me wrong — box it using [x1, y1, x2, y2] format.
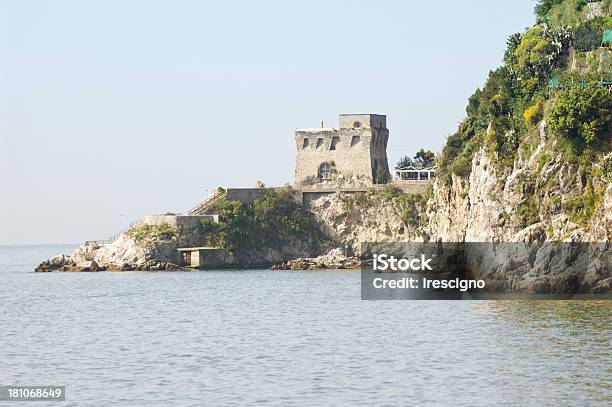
[0, 245, 610, 406]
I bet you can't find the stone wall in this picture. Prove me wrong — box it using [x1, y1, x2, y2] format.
[226, 188, 271, 204]
[140, 214, 218, 229]
[338, 114, 386, 129]
[391, 180, 433, 194]
[293, 114, 390, 189]
[298, 181, 433, 205]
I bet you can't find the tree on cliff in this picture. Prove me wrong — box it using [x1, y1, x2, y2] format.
[396, 150, 435, 170]
[414, 149, 435, 168]
[395, 155, 413, 169]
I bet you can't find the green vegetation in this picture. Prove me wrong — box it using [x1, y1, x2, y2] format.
[535, 0, 611, 26]
[414, 149, 435, 167]
[564, 177, 605, 226]
[524, 98, 545, 127]
[395, 155, 413, 169]
[395, 149, 435, 170]
[340, 185, 430, 232]
[127, 223, 177, 243]
[199, 188, 327, 254]
[376, 185, 430, 229]
[516, 196, 541, 226]
[438, 0, 610, 185]
[547, 81, 612, 144]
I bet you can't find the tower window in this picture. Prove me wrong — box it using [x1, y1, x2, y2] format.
[353, 121, 361, 128]
[319, 162, 332, 180]
[330, 136, 340, 150]
[302, 138, 310, 149]
[351, 135, 361, 146]
[316, 138, 323, 148]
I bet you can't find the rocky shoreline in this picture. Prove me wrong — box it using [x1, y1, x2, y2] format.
[271, 248, 363, 270]
[34, 254, 184, 272]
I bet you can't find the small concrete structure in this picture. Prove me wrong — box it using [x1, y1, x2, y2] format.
[293, 114, 391, 189]
[177, 247, 229, 268]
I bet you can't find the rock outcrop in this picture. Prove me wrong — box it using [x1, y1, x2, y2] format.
[272, 248, 362, 270]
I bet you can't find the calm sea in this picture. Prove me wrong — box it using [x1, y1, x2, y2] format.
[0, 245, 610, 406]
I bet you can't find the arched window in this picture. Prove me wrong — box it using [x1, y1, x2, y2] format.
[319, 162, 332, 180]
[353, 121, 361, 128]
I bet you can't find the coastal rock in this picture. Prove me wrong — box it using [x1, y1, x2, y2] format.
[272, 247, 363, 270]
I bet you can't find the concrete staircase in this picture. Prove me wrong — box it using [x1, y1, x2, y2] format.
[187, 189, 226, 215]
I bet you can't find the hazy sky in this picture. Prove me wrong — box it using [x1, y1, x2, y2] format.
[0, 0, 536, 244]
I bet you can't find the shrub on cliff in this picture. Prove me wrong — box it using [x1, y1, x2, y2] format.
[548, 82, 612, 145]
[200, 188, 327, 254]
[524, 98, 545, 127]
[127, 223, 176, 243]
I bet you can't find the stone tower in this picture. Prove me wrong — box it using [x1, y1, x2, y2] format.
[293, 114, 390, 189]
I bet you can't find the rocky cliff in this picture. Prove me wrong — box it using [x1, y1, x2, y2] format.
[427, 122, 610, 243]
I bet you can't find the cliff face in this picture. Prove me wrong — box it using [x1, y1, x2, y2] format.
[427, 122, 611, 243]
[425, 122, 610, 292]
[309, 193, 422, 245]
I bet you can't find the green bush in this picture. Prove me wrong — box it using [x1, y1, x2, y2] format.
[524, 98, 544, 127]
[564, 178, 604, 226]
[127, 223, 177, 243]
[199, 188, 327, 254]
[535, 0, 565, 23]
[395, 193, 428, 229]
[516, 196, 541, 226]
[574, 28, 602, 51]
[548, 82, 612, 144]
[414, 149, 435, 167]
[449, 155, 472, 177]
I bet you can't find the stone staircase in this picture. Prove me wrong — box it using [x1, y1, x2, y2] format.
[187, 189, 226, 215]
